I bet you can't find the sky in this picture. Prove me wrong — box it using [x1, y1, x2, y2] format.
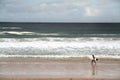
[0, 0, 120, 22]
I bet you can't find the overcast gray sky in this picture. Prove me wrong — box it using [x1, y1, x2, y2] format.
[0, 0, 120, 22]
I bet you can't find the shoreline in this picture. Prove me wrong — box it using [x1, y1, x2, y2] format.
[0, 57, 120, 62]
[0, 78, 120, 80]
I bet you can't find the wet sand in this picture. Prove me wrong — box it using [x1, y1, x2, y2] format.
[0, 78, 120, 80]
[0, 58, 120, 80]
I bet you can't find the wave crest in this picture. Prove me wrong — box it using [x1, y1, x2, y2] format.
[0, 27, 22, 30]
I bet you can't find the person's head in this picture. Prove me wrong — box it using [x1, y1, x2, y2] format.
[92, 55, 95, 58]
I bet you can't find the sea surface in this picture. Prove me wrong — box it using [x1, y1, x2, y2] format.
[0, 23, 120, 59]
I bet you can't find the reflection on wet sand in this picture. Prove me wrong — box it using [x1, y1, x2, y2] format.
[91, 63, 96, 75]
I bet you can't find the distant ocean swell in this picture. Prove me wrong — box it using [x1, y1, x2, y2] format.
[0, 38, 120, 58]
[0, 31, 120, 38]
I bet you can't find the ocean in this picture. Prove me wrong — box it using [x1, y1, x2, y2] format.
[0, 22, 120, 59]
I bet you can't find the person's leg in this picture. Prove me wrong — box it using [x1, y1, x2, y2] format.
[93, 60, 96, 64]
[91, 60, 94, 64]
[91, 60, 96, 64]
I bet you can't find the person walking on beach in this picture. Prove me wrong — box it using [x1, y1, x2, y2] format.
[91, 55, 98, 64]
[91, 55, 98, 75]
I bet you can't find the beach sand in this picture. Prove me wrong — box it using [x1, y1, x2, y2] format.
[0, 78, 120, 80]
[0, 57, 120, 80]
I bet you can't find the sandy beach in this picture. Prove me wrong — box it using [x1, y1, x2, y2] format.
[0, 58, 120, 80]
[0, 78, 120, 80]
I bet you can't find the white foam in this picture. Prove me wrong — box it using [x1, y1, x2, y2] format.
[0, 31, 62, 37]
[0, 27, 22, 30]
[0, 40, 120, 56]
[0, 31, 35, 35]
[0, 54, 120, 59]
[0, 40, 118, 48]
[1, 37, 120, 42]
[0, 38, 120, 58]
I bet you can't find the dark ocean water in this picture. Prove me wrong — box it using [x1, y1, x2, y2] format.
[0, 23, 120, 38]
[0, 23, 120, 58]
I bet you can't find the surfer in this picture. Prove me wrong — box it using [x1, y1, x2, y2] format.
[91, 55, 98, 75]
[91, 55, 98, 64]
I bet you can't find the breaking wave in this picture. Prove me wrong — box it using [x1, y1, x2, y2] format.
[0, 31, 120, 38]
[0, 27, 22, 30]
[0, 37, 120, 58]
[0, 31, 61, 38]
